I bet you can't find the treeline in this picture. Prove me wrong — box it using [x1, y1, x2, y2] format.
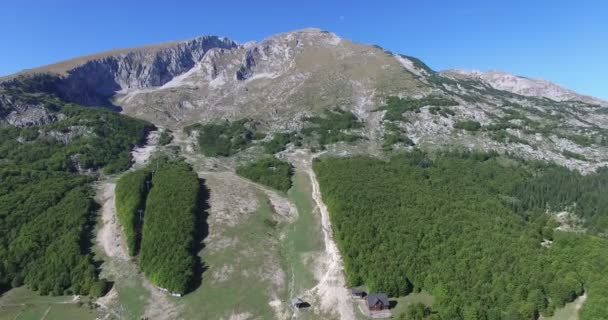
[313, 152, 608, 319]
[0, 97, 151, 296]
[188, 109, 363, 157]
[301, 109, 363, 147]
[236, 157, 293, 192]
[0, 104, 153, 173]
[115, 169, 151, 255]
[139, 160, 202, 294]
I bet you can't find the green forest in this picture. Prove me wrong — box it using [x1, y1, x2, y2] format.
[187, 109, 363, 157]
[115, 169, 151, 256]
[139, 160, 203, 294]
[313, 152, 608, 320]
[301, 108, 363, 147]
[236, 157, 293, 192]
[0, 93, 151, 296]
[0, 104, 153, 173]
[184, 119, 264, 157]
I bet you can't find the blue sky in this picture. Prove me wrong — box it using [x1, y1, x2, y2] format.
[1, 0, 606, 99]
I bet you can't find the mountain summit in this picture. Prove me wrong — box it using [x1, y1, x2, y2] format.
[2, 28, 608, 172]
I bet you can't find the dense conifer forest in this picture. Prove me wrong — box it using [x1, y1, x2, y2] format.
[313, 152, 608, 319]
[0, 94, 152, 296]
[139, 160, 203, 294]
[115, 169, 151, 256]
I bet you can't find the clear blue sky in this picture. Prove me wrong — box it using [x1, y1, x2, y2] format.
[1, 0, 606, 99]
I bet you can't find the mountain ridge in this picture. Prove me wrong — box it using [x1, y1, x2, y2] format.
[2, 28, 608, 173]
[2, 28, 605, 105]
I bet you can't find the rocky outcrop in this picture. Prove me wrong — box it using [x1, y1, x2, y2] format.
[442, 69, 607, 106]
[236, 47, 258, 80]
[13, 36, 239, 107]
[0, 94, 63, 127]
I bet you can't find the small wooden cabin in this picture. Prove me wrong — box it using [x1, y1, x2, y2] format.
[367, 293, 389, 311]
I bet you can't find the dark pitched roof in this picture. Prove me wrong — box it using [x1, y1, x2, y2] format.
[351, 287, 365, 294]
[367, 293, 389, 306]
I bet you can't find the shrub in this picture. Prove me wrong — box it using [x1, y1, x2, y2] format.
[376, 96, 458, 121]
[454, 120, 482, 131]
[158, 130, 173, 146]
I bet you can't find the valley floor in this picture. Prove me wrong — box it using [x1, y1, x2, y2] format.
[86, 131, 360, 319]
[0, 130, 587, 320]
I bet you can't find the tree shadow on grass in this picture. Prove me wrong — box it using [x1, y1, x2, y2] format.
[187, 178, 211, 294]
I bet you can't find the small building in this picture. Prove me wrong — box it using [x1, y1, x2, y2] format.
[367, 293, 389, 311]
[291, 298, 307, 309]
[351, 287, 366, 298]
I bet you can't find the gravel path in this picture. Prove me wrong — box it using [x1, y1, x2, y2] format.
[299, 151, 356, 320]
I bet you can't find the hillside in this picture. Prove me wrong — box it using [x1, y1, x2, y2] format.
[1, 28, 608, 320]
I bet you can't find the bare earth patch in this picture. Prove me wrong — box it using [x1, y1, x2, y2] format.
[291, 151, 356, 320]
[131, 129, 160, 167]
[95, 182, 129, 261]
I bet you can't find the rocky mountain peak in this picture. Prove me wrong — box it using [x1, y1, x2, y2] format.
[2, 29, 608, 173]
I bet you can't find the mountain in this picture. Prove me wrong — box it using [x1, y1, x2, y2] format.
[2, 28, 608, 174]
[3, 28, 608, 320]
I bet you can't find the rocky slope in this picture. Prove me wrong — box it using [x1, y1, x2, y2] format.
[2, 28, 608, 172]
[442, 69, 607, 106]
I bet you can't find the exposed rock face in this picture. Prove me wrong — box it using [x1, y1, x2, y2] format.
[0, 94, 63, 127]
[54, 36, 238, 106]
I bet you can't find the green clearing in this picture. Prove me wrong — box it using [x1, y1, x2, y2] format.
[93, 236, 149, 320]
[283, 170, 324, 298]
[0, 287, 96, 320]
[177, 191, 278, 319]
[113, 277, 148, 320]
[391, 290, 435, 318]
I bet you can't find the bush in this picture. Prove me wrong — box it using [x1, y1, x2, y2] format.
[89, 279, 109, 297]
[561, 149, 587, 161]
[236, 157, 293, 192]
[454, 120, 482, 131]
[376, 96, 458, 121]
[158, 130, 173, 146]
[263, 132, 301, 154]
